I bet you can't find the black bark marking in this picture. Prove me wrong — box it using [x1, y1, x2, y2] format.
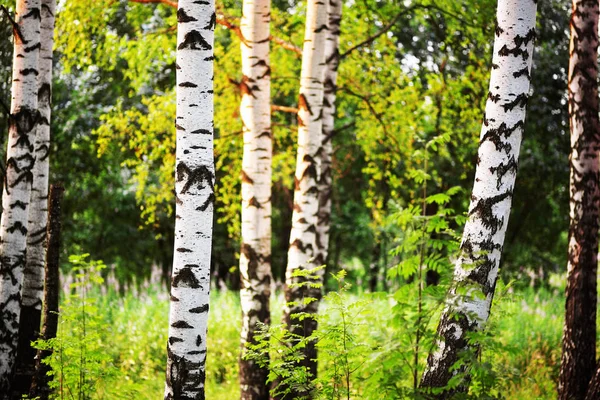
[176, 162, 215, 195]
[189, 304, 209, 314]
[502, 93, 528, 112]
[178, 30, 212, 51]
[489, 156, 518, 189]
[480, 121, 524, 153]
[177, 8, 197, 23]
[196, 193, 215, 211]
[10, 200, 27, 210]
[468, 191, 512, 235]
[22, 8, 41, 20]
[204, 12, 216, 30]
[179, 82, 198, 88]
[7, 221, 27, 235]
[172, 267, 201, 288]
[190, 128, 211, 134]
[177, 248, 193, 253]
[169, 337, 184, 345]
[241, 170, 254, 184]
[171, 320, 194, 329]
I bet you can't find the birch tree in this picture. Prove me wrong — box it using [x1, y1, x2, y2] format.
[420, 0, 537, 393]
[559, 1, 600, 398]
[0, 0, 42, 394]
[164, 1, 215, 398]
[238, 0, 273, 397]
[316, 0, 342, 268]
[17, 0, 55, 384]
[283, 0, 328, 380]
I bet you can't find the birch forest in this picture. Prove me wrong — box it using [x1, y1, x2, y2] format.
[2, 0, 600, 399]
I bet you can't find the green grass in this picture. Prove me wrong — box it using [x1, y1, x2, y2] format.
[43, 280, 571, 399]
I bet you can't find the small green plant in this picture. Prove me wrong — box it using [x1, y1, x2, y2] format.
[33, 254, 117, 399]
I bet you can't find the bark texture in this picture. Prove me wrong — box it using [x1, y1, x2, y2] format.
[238, 0, 272, 397]
[16, 0, 55, 391]
[586, 366, 600, 400]
[282, 0, 328, 384]
[559, 1, 600, 399]
[316, 0, 342, 269]
[420, 0, 537, 394]
[29, 184, 63, 400]
[0, 0, 42, 395]
[164, 2, 215, 399]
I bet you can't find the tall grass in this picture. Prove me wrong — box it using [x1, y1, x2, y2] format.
[40, 271, 571, 399]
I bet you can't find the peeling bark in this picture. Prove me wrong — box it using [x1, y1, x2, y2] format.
[0, 0, 42, 395]
[29, 184, 63, 400]
[559, 1, 600, 399]
[420, 0, 538, 395]
[282, 0, 328, 386]
[238, 0, 272, 397]
[164, 2, 215, 399]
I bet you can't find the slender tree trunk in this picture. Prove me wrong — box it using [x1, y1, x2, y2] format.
[29, 184, 63, 400]
[559, 1, 600, 399]
[420, 0, 537, 395]
[16, 0, 55, 391]
[0, 1, 42, 395]
[316, 0, 342, 269]
[282, 0, 328, 384]
[164, 2, 215, 399]
[238, 0, 272, 397]
[368, 241, 380, 292]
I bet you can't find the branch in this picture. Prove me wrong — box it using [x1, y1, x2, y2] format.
[324, 121, 355, 144]
[339, 5, 416, 60]
[128, 0, 301, 55]
[0, 5, 25, 44]
[271, 105, 298, 114]
[340, 86, 389, 137]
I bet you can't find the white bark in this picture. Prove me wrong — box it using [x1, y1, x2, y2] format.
[421, 0, 537, 392]
[238, 0, 272, 397]
[316, 0, 342, 267]
[22, 0, 55, 312]
[164, 2, 215, 399]
[0, 0, 41, 394]
[282, 0, 328, 382]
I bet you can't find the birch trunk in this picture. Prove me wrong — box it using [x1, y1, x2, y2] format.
[420, 0, 537, 393]
[0, 0, 41, 395]
[17, 0, 55, 387]
[238, 0, 272, 397]
[282, 0, 328, 382]
[316, 0, 342, 269]
[164, 2, 215, 398]
[29, 184, 63, 400]
[559, 1, 600, 398]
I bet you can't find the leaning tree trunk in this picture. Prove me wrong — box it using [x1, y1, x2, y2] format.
[282, 0, 328, 384]
[0, 0, 42, 395]
[164, 2, 215, 399]
[238, 0, 273, 397]
[559, 1, 600, 399]
[16, 0, 55, 391]
[420, 0, 537, 395]
[29, 184, 63, 400]
[316, 0, 342, 270]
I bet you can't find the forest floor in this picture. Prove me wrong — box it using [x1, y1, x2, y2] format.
[41, 275, 570, 399]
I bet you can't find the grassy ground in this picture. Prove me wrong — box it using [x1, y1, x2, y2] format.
[41, 278, 570, 399]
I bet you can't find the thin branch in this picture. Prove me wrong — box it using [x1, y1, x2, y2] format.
[272, 105, 298, 114]
[339, 5, 417, 60]
[324, 121, 355, 144]
[340, 86, 390, 137]
[0, 5, 25, 44]
[0, 98, 10, 118]
[128, 0, 301, 54]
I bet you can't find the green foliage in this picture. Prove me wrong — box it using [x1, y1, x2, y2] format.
[33, 255, 118, 399]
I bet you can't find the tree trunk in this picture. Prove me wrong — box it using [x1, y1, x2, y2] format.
[0, 0, 42, 395]
[585, 365, 600, 400]
[420, 0, 537, 395]
[16, 0, 55, 392]
[29, 184, 63, 400]
[316, 0, 342, 270]
[559, 1, 600, 399]
[164, 2, 215, 399]
[238, 0, 273, 397]
[282, 0, 328, 385]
